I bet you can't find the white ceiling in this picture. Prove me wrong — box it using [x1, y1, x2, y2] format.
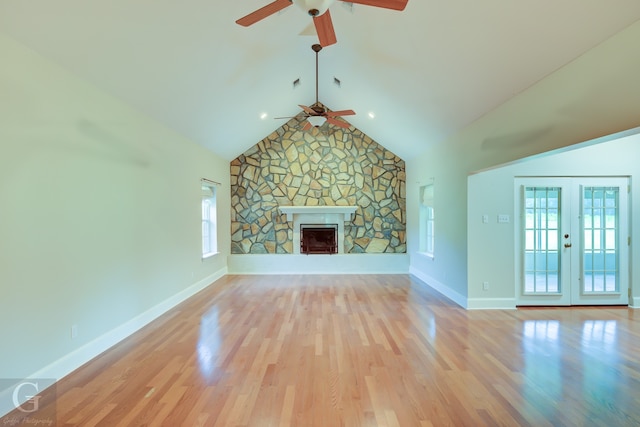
[1, 1, 640, 161]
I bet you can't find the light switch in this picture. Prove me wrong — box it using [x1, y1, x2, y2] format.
[482, 214, 489, 224]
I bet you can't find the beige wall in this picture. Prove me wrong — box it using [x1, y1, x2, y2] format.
[0, 34, 230, 380]
[467, 130, 640, 308]
[407, 20, 640, 307]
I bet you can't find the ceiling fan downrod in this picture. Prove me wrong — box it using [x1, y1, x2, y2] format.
[312, 43, 323, 113]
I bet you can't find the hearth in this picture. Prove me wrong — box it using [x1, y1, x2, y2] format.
[300, 224, 338, 254]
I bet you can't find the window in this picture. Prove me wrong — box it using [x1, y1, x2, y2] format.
[201, 179, 218, 258]
[419, 184, 434, 257]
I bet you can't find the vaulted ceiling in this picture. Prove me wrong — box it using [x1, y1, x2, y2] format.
[2, 1, 640, 161]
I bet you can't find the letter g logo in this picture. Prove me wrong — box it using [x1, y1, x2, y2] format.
[12, 381, 41, 413]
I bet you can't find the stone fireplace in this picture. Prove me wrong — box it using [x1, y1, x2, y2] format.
[279, 206, 357, 254]
[229, 110, 407, 255]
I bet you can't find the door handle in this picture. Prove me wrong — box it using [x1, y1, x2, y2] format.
[564, 243, 572, 248]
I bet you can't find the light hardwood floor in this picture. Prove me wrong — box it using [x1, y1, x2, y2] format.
[4, 274, 640, 426]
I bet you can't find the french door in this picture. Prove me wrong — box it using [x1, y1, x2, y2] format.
[515, 177, 629, 306]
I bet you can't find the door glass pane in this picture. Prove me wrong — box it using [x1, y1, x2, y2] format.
[524, 187, 561, 294]
[583, 187, 619, 293]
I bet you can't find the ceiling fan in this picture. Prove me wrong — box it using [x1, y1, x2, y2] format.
[275, 43, 355, 131]
[236, 0, 409, 47]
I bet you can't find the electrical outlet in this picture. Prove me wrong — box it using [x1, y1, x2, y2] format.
[71, 324, 78, 339]
[498, 214, 510, 223]
[482, 282, 489, 291]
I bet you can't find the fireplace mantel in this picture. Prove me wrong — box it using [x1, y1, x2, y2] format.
[279, 206, 357, 222]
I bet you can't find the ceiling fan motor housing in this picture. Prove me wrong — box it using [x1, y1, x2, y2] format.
[311, 105, 325, 115]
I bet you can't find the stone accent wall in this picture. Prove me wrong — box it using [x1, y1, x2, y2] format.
[230, 112, 406, 254]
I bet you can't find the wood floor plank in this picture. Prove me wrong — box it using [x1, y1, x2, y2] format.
[3, 274, 640, 426]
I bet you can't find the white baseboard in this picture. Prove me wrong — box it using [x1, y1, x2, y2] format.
[631, 297, 640, 308]
[466, 297, 517, 310]
[228, 254, 409, 274]
[409, 267, 467, 309]
[0, 267, 227, 419]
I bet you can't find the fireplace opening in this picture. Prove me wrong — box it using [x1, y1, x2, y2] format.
[300, 224, 338, 255]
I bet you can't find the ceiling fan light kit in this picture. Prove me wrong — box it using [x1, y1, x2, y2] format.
[293, 0, 336, 16]
[307, 115, 327, 127]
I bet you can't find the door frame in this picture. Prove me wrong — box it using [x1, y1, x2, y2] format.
[514, 176, 630, 306]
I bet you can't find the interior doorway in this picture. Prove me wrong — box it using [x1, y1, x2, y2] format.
[515, 177, 630, 306]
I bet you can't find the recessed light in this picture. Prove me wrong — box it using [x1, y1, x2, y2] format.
[260, 112, 268, 120]
[368, 112, 375, 119]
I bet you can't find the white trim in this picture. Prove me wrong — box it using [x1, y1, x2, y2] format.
[409, 267, 467, 309]
[0, 267, 227, 419]
[202, 251, 221, 261]
[279, 205, 358, 222]
[515, 177, 631, 306]
[228, 254, 409, 274]
[417, 251, 435, 261]
[631, 297, 640, 308]
[466, 298, 517, 310]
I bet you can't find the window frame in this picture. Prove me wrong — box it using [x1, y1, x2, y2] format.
[419, 183, 435, 258]
[201, 179, 218, 259]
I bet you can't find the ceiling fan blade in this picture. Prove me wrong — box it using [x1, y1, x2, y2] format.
[326, 117, 350, 129]
[341, 0, 408, 11]
[236, 0, 293, 27]
[298, 104, 316, 115]
[302, 121, 314, 131]
[326, 109, 356, 117]
[313, 9, 337, 47]
[273, 116, 304, 120]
